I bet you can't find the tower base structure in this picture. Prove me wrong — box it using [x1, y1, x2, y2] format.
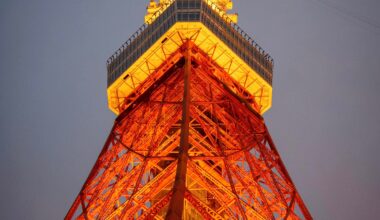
[66, 42, 312, 220]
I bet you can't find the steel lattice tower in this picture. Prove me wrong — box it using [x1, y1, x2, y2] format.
[66, 0, 312, 219]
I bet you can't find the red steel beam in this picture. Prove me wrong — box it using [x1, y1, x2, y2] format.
[165, 41, 192, 220]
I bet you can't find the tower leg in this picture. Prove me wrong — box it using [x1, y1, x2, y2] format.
[165, 41, 192, 220]
[66, 41, 312, 220]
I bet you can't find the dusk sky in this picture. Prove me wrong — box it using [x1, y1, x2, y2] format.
[1, 0, 380, 219]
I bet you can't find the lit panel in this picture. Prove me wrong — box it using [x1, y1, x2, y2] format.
[107, 22, 272, 115]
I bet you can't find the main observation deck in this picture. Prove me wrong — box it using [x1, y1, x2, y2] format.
[106, 0, 274, 115]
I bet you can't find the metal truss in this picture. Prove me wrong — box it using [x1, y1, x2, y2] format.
[108, 23, 272, 115]
[66, 42, 311, 220]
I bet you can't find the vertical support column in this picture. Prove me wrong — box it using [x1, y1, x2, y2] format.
[165, 41, 192, 220]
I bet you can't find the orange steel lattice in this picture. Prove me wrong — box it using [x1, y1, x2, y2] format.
[66, 1, 312, 219]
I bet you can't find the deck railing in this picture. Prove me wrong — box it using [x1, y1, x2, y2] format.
[107, 0, 273, 86]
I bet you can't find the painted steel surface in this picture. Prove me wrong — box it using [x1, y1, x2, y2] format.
[66, 1, 312, 219]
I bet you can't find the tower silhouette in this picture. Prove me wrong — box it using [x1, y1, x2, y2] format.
[66, 0, 312, 219]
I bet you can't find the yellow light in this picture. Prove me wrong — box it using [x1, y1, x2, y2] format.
[107, 22, 272, 115]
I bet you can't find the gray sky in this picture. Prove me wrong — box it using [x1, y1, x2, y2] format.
[1, 0, 379, 219]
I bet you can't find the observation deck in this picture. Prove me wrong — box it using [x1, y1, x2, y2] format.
[107, 0, 274, 115]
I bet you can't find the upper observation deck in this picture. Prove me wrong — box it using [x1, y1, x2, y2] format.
[106, 0, 274, 115]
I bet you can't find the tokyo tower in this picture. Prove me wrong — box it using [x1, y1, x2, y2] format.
[66, 0, 312, 219]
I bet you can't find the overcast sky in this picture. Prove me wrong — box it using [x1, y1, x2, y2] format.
[1, 0, 380, 219]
